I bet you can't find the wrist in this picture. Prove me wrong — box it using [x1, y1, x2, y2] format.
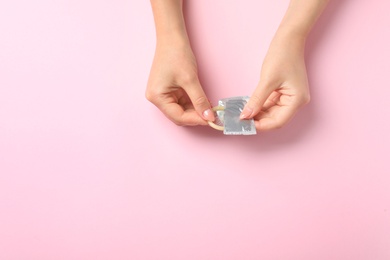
[274, 0, 329, 45]
[156, 29, 190, 49]
[270, 27, 306, 54]
[151, 0, 188, 47]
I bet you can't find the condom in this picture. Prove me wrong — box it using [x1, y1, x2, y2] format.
[208, 96, 257, 135]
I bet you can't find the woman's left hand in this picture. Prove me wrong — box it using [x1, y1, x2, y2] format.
[240, 34, 311, 131]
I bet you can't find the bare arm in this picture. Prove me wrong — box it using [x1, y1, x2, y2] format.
[278, 0, 329, 39]
[150, 0, 187, 43]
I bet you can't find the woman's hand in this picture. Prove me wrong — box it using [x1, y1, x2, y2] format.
[146, 38, 214, 126]
[240, 34, 310, 131]
[147, 0, 214, 126]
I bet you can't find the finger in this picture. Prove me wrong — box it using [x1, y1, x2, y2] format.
[254, 103, 300, 131]
[240, 82, 275, 120]
[159, 102, 207, 126]
[183, 80, 215, 122]
[262, 91, 282, 111]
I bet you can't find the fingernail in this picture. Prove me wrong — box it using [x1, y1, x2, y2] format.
[240, 106, 253, 119]
[203, 109, 215, 121]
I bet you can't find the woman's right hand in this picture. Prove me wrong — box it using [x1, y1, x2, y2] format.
[146, 37, 214, 126]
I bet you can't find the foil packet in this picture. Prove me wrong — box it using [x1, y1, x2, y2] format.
[212, 96, 257, 135]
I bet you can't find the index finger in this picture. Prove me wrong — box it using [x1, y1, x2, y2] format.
[254, 103, 300, 131]
[159, 102, 208, 126]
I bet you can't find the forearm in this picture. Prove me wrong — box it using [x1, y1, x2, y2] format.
[274, 0, 329, 45]
[150, 0, 189, 46]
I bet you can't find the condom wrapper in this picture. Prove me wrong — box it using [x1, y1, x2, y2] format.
[212, 96, 257, 135]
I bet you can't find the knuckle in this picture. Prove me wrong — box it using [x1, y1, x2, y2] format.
[180, 72, 197, 85]
[249, 95, 262, 107]
[193, 96, 208, 107]
[273, 121, 284, 129]
[297, 93, 311, 106]
[303, 94, 311, 105]
[270, 118, 285, 130]
[145, 90, 153, 102]
[145, 88, 158, 103]
[172, 118, 184, 127]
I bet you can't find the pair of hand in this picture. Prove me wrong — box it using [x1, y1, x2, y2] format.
[146, 34, 310, 131]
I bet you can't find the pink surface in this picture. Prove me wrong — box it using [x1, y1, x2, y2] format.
[1, 0, 389, 259]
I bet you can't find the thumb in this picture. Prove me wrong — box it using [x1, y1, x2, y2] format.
[184, 80, 215, 122]
[240, 82, 274, 119]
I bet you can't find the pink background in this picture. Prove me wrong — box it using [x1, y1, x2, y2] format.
[1, 0, 389, 259]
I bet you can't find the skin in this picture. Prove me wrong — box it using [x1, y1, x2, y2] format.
[147, 0, 329, 130]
